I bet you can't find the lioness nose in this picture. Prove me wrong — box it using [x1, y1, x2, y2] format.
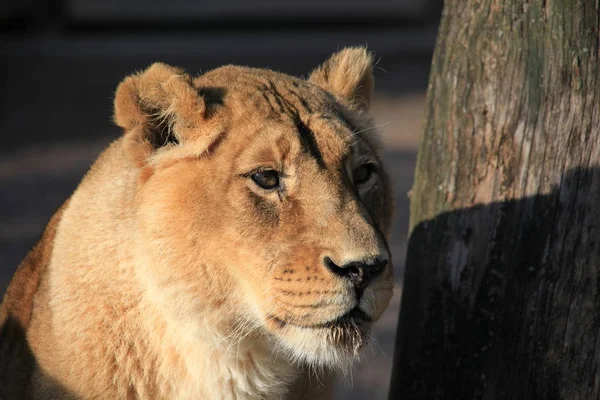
[324, 257, 388, 289]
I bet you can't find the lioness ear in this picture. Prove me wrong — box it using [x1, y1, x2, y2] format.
[114, 63, 221, 151]
[309, 47, 374, 112]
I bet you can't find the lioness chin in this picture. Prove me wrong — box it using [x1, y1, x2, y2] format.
[0, 47, 394, 400]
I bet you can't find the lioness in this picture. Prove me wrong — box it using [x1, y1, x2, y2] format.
[0, 47, 394, 399]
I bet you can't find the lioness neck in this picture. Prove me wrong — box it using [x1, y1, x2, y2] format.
[129, 301, 301, 399]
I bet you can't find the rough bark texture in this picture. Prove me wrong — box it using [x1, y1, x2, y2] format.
[390, 0, 600, 399]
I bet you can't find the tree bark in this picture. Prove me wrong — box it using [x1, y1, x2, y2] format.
[389, 1, 600, 399]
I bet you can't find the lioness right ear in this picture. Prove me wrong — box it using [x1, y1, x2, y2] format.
[114, 63, 221, 152]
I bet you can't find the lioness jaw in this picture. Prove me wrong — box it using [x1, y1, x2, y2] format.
[1, 47, 395, 400]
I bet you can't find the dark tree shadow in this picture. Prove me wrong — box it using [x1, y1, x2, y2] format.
[0, 317, 75, 399]
[0, 316, 36, 399]
[390, 166, 600, 400]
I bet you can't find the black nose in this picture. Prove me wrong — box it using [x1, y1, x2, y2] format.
[324, 257, 388, 289]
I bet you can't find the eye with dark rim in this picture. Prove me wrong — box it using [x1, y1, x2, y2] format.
[250, 170, 280, 190]
[353, 164, 375, 184]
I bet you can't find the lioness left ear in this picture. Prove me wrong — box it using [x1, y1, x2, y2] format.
[308, 47, 374, 112]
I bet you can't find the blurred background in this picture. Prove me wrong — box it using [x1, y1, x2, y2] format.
[0, 0, 440, 398]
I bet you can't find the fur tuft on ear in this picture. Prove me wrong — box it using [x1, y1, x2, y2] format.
[113, 63, 210, 148]
[309, 47, 374, 111]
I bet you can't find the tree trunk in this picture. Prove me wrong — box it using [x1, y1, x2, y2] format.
[389, 1, 600, 399]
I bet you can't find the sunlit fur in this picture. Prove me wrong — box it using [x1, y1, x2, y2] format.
[0, 47, 395, 399]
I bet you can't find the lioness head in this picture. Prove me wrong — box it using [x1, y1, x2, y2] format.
[114, 48, 394, 371]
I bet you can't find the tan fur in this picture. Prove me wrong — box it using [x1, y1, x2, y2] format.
[0, 47, 395, 399]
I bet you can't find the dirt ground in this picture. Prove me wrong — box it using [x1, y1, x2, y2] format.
[0, 31, 429, 398]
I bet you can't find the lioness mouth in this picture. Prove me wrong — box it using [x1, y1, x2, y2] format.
[270, 307, 372, 330]
[314, 307, 372, 329]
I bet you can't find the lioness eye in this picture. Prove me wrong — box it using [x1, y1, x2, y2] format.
[354, 164, 374, 184]
[251, 170, 280, 190]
